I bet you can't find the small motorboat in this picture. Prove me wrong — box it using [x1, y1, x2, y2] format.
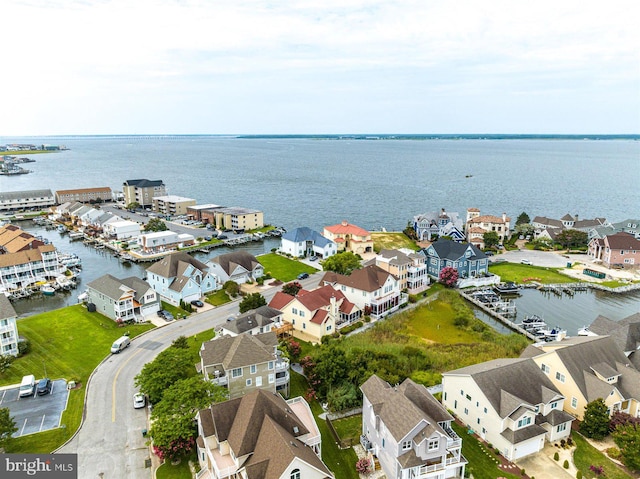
[41, 285, 56, 296]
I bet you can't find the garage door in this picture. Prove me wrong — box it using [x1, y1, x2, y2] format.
[514, 437, 544, 460]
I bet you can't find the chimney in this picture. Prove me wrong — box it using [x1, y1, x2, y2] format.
[575, 214, 579, 221]
[341, 220, 348, 226]
[502, 212, 506, 222]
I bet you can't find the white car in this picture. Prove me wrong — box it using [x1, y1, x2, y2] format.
[133, 393, 146, 409]
[520, 259, 533, 265]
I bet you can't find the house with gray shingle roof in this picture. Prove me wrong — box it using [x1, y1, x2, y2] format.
[218, 305, 284, 337]
[365, 248, 430, 294]
[421, 239, 489, 281]
[280, 226, 337, 259]
[522, 335, 640, 420]
[443, 358, 573, 461]
[584, 313, 640, 369]
[412, 208, 465, 242]
[146, 252, 218, 306]
[196, 388, 331, 479]
[588, 231, 640, 269]
[199, 332, 290, 398]
[207, 251, 263, 284]
[86, 274, 159, 322]
[361, 375, 467, 479]
[0, 294, 19, 356]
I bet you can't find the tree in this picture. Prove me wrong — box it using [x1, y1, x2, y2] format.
[0, 354, 13, 374]
[151, 376, 228, 419]
[403, 221, 418, 241]
[322, 251, 362, 275]
[149, 414, 197, 462]
[126, 202, 140, 210]
[0, 407, 18, 448]
[609, 411, 640, 432]
[483, 231, 500, 249]
[516, 212, 530, 226]
[439, 266, 459, 288]
[281, 281, 303, 296]
[612, 424, 640, 471]
[555, 229, 588, 249]
[514, 223, 534, 238]
[580, 398, 610, 440]
[134, 347, 195, 404]
[224, 280, 239, 298]
[238, 292, 267, 313]
[144, 218, 168, 232]
[171, 335, 189, 349]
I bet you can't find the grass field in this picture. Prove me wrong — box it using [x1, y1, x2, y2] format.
[331, 415, 362, 445]
[205, 289, 232, 306]
[2, 304, 155, 452]
[257, 253, 316, 282]
[406, 299, 479, 344]
[371, 231, 420, 252]
[156, 452, 197, 479]
[572, 432, 635, 479]
[488, 263, 578, 284]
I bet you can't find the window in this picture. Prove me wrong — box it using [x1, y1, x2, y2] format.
[291, 469, 300, 479]
[466, 394, 471, 401]
[326, 325, 332, 331]
[300, 311, 305, 317]
[268, 374, 274, 384]
[484, 407, 487, 414]
[268, 361, 274, 370]
[571, 397, 578, 409]
[428, 439, 439, 451]
[477, 418, 481, 424]
[232, 368, 242, 378]
[464, 408, 469, 415]
[454, 400, 457, 409]
[557, 423, 567, 433]
[555, 372, 566, 383]
[302, 323, 306, 329]
[460, 390, 464, 396]
[541, 364, 550, 374]
[246, 378, 252, 386]
[250, 365, 257, 374]
[255, 376, 262, 387]
[517, 416, 532, 428]
[401, 440, 411, 450]
[551, 401, 558, 409]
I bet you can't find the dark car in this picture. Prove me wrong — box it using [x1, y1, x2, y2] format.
[157, 310, 167, 318]
[163, 311, 174, 321]
[297, 272, 309, 280]
[36, 378, 52, 396]
[217, 235, 228, 240]
[191, 300, 204, 308]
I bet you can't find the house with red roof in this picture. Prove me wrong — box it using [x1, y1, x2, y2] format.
[465, 208, 510, 249]
[268, 284, 360, 343]
[588, 232, 640, 269]
[323, 220, 373, 255]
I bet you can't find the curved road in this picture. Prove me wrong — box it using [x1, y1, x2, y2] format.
[57, 275, 320, 479]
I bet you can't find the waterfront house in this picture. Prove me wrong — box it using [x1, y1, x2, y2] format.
[587, 232, 640, 269]
[442, 358, 574, 461]
[55, 187, 112, 204]
[521, 336, 640, 420]
[137, 230, 195, 253]
[122, 179, 166, 207]
[321, 264, 407, 319]
[361, 375, 467, 479]
[102, 220, 141, 241]
[86, 274, 159, 322]
[412, 208, 465, 242]
[422, 239, 489, 281]
[583, 313, 640, 369]
[196, 389, 330, 479]
[364, 248, 429, 294]
[151, 195, 196, 217]
[207, 251, 263, 284]
[146, 252, 218, 306]
[533, 214, 607, 240]
[187, 205, 265, 230]
[323, 220, 374, 255]
[0, 294, 19, 356]
[199, 331, 290, 398]
[0, 224, 47, 253]
[465, 209, 510, 248]
[0, 189, 55, 212]
[280, 226, 337, 259]
[0, 244, 65, 294]
[218, 305, 284, 337]
[269, 285, 360, 343]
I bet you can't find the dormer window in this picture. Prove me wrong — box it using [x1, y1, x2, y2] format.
[517, 416, 532, 428]
[428, 438, 439, 450]
[402, 440, 412, 450]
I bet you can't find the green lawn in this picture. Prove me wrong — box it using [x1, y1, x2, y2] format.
[572, 432, 635, 479]
[489, 263, 579, 284]
[332, 415, 362, 445]
[371, 232, 420, 252]
[406, 299, 479, 344]
[452, 422, 522, 479]
[257, 253, 316, 282]
[206, 289, 232, 306]
[2, 304, 155, 452]
[161, 301, 191, 318]
[156, 452, 197, 479]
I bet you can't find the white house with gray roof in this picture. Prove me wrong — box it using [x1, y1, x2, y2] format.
[413, 209, 465, 242]
[280, 227, 337, 258]
[218, 305, 284, 337]
[86, 274, 159, 322]
[443, 358, 574, 461]
[361, 375, 467, 479]
[0, 294, 19, 356]
[207, 251, 263, 284]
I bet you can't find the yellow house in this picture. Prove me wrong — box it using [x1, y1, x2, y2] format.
[323, 220, 373, 254]
[523, 336, 640, 420]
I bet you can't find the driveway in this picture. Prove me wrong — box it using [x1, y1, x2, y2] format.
[0, 379, 69, 436]
[516, 443, 577, 479]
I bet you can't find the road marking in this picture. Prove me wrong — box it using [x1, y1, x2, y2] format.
[20, 418, 28, 436]
[0, 389, 5, 404]
[40, 414, 46, 431]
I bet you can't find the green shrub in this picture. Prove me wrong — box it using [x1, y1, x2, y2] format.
[563, 459, 569, 469]
[576, 471, 582, 479]
[554, 452, 559, 461]
[18, 339, 31, 356]
[606, 446, 621, 460]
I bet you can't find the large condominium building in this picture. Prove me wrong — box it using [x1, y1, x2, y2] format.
[0, 189, 55, 212]
[122, 179, 166, 207]
[55, 187, 112, 204]
[151, 195, 196, 216]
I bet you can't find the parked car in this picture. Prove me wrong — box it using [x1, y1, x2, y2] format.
[297, 272, 309, 279]
[191, 300, 204, 308]
[309, 256, 318, 261]
[36, 378, 52, 396]
[133, 393, 146, 409]
[520, 259, 533, 265]
[217, 235, 228, 240]
[484, 251, 494, 256]
[157, 310, 167, 318]
[163, 311, 174, 321]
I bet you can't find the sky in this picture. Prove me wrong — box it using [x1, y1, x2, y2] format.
[2, 0, 639, 135]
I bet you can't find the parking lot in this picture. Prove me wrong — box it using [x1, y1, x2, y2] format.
[0, 379, 69, 437]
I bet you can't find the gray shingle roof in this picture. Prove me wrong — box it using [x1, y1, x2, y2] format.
[322, 264, 394, 292]
[426, 240, 486, 261]
[146, 252, 209, 278]
[282, 227, 334, 248]
[224, 306, 281, 335]
[87, 274, 133, 300]
[123, 179, 164, 187]
[0, 294, 17, 320]
[209, 251, 261, 276]
[120, 276, 154, 302]
[200, 332, 277, 370]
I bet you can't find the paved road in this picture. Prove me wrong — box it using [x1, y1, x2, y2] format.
[57, 273, 322, 479]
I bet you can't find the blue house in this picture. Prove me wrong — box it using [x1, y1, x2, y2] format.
[280, 226, 337, 258]
[422, 239, 489, 279]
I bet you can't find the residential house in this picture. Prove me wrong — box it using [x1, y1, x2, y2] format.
[361, 375, 467, 479]
[465, 209, 510, 248]
[588, 232, 640, 269]
[321, 264, 407, 319]
[151, 195, 197, 216]
[609, 218, 640, 239]
[269, 285, 360, 343]
[146, 252, 218, 305]
[0, 294, 19, 356]
[102, 220, 141, 241]
[413, 209, 465, 242]
[122, 179, 166, 207]
[521, 336, 640, 420]
[532, 214, 607, 241]
[199, 332, 290, 398]
[86, 274, 160, 322]
[583, 313, 640, 369]
[218, 305, 284, 337]
[422, 240, 489, 280]
[0, 189, 55, 212]
[55, 187, 112, 204]
[280, 227, 337, 259]
[323, 221, 373, 254]
[137, 230, 195, 253]
[196, 388, 330, 479]
[442, 358, 574, 461]
[0, 244, 66, 294]
[208, 251, 263, 284]
[365, 248, 429, 294]
[0, 224, 47, 253]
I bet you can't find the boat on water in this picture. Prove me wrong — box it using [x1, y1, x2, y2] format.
[532, 326, 567, 342]
[493, 282, 520, 295]
[59, 253, 82, 268]
[57, 224, 68, 234]
[41, 285, 55, 296]
[69, 231, 84, 240]
[517, 314, 548, 330]
[577, 326, 598, 337]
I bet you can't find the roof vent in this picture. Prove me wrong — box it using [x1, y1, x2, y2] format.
[293, 426, 299, 434]
[290, 441, 298, 447]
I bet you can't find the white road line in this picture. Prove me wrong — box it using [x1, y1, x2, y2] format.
[0, 390, 5, 405]
[20, 418, 28, 436]
[40, 415, 46, 431]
